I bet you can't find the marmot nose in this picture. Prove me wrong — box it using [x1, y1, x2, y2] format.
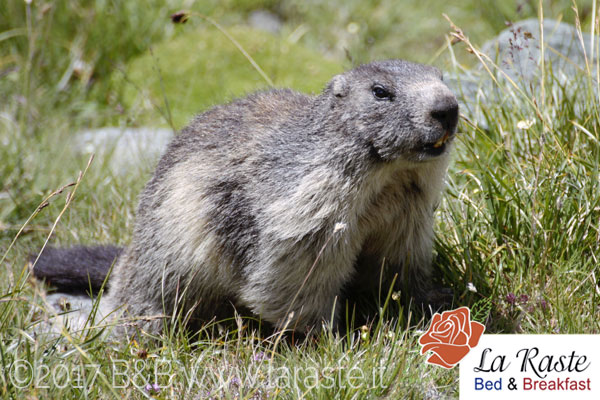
[430, 96, 459, 132]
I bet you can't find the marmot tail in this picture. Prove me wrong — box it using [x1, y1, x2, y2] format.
[31, 245, 122, 293]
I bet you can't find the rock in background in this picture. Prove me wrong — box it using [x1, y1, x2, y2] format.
[75, 127, 174, 174]
[446, 19, 597, 127]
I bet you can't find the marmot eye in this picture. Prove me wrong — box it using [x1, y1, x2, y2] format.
[372, 85, 392, 100]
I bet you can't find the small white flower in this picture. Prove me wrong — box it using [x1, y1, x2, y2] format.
[517, 119, 535, 130]
[467, 282, 477, 293]
[346, 22, 360, 34]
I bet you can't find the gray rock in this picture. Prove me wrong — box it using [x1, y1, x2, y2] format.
[75, 127, 173, 173]
[446, 19, 597, 127]
[31, 292, 127, 340]
[30, 293, 95, 338]
[248, 10, 283, 34]
[483, 18, 596, 83]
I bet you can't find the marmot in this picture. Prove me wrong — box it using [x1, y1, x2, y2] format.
[33, 59, 459, 334]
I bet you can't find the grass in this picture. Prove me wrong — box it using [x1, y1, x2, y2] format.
[1, 0, 599, 398]
[118, 24, 343, 128]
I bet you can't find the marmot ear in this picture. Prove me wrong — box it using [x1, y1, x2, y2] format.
[330, 75, 349, 98]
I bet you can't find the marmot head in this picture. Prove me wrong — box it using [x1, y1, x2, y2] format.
[326, 59, 459, 163]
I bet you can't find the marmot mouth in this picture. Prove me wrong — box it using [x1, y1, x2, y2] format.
[422, 142, 447, 156]
[433, 131, 452, 148]
[421, 131, 454, 156]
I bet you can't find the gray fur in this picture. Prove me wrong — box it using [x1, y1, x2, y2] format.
[46, 60, 459, 334]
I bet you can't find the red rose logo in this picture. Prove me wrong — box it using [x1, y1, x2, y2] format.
[419, 306, 485, 369]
